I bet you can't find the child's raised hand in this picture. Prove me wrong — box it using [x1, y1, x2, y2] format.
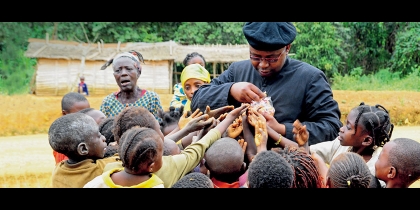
[205, 105, 234, 119]
[247, 107, 259, 127]
[227, 116, 243, 138]
[237, 138, 247, 155]
[254, 118, 268, 148]
[217, 113, 228, 121]
[224, 104, 249, 122]
[183, 114, 212, 133]
[178, 108, 203, 129]
[292, 119, 309, 147]
[196, 117, 218, 140]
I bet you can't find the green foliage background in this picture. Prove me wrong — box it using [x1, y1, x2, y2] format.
[1, 22, 419, 95]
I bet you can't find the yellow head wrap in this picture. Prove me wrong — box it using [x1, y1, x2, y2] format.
[180, 64, 211, 89]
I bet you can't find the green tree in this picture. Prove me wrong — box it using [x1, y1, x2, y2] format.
[292, 22, 344, 79]
[0, 22, 36, 95]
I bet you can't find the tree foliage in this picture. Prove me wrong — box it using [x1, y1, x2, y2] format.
[1, 22, 420, 95]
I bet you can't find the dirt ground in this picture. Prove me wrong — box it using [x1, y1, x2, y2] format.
[1, 126, 419, 187]
[1, 90, 420, 136]
[1, 90, 420, 187]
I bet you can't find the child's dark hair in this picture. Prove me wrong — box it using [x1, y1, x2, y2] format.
[118, 126, 162, 173]
[61, 92, 88, 113]
[182, 52, 206, 67]
[171, 172, 214, 188]
[272, 146, 324, 188]
[78, 107, 95, 114]
[369, 174, 382, 188]
[48, 113, 97, 159]
[99, 116, 116, 145]
[327, 152, 371, 188]
[389, 138, 420, 184]
[247, 150, 294, 188]
[353, 102, 394, 148]
[104, 144, 118, 158]
[158, 106, 183, 133]
[204, 137, 244, 183]
[113, 106, 158, 144]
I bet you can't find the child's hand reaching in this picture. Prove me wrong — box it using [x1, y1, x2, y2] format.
[217, 113, 228, 121]
[205, 105, 234, 119]
[292, 119, 309, 147]
[254, 118, 268, 149]
[183, 114, 213, 133]
[196, 117, 218, 141]
[178, 108, 203, 129]
[214, 104, 249, 136]
[247, 107, 259, 127]
[227, 116, 243, 138]
[237, 138, 247, 155]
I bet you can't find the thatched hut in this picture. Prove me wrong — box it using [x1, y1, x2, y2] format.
[24, 38, 249, 96]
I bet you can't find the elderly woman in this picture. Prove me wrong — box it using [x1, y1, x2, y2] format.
[99, 50, 163, 121]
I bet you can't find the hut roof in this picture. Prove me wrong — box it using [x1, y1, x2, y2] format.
[24, 38, 250, 63]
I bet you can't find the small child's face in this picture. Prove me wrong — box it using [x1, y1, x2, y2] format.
[337, 109, 368, 147]
[184, 78, 208, 101]
[375, 141, 395, 182]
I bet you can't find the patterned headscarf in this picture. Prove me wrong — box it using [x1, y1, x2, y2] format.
[180, 63, 211, 89]
[100, 50, 144, 70]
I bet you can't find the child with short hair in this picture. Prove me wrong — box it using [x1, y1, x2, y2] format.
[309, 102, 394, 187]
[204, 137, 247, 188]
[247, 150, 294, 188]
[171, 170, 214, 188]
[375, 137, 420, 188]
[53, 92, 91, 164]
[104, 104, 249, 187]
[84, 126, 165, 188]
[49, 113, 119, 188]
[78, 107, 106, 125]
[325, 152, 372, 188]
[163, 139, 181, 156]
[61, 92, 90, 115]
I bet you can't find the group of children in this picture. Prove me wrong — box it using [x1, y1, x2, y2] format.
[47, 52, 420, 188]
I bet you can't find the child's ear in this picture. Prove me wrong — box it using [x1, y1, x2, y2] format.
[388, 166, 397, 179]
[148, 162, 155, 173]
[362, 136, 373, 147]
[77, 142, 89, 156]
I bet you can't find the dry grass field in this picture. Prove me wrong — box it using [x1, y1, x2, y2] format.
[1, 90, 420, 188]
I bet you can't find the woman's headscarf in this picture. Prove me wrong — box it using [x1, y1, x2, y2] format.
[100, 50, 144, 70]
[180, 63, 211, 89]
